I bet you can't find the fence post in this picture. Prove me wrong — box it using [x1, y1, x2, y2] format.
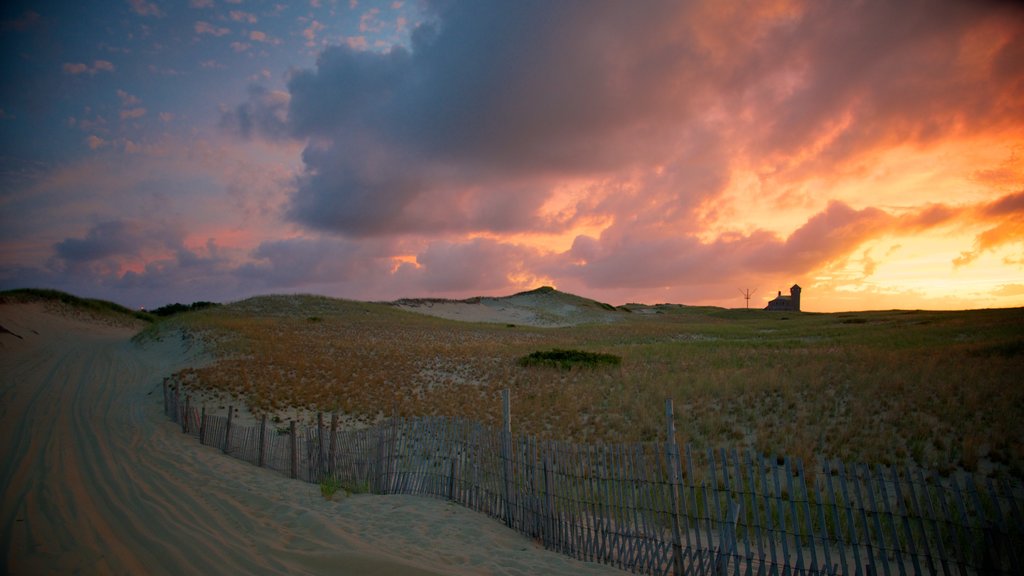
[317, 412, 325, 481]
[290, 420, 298, 479]
[224, 405, 233, 454]
[329, 413, 338, 478]
[502, 388, 514, 529]
[666, 398, 685, 576]
[199, 406, 206, 444]
[183, 395, 191, 434]
[448, 456, 457, 502]
[258, 414, 267, 467]
[162, 379, 167, 415]
[376, 421, 387, 494]
[543, 453, 555, 549]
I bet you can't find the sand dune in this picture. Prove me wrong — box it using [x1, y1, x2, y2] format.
[391, 286, 623, 327]
[0, 303, 621, 575]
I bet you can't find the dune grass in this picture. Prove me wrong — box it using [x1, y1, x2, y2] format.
[164, 295, 1024, 480]
[1, 287, 154, 323]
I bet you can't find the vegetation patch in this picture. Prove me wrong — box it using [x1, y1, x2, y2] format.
[150, 301, 220, 317]
[320, 475, 370, 499]
[1, 288, 153, 323]
[164, 294, 1024, 479]
[518, 348, 622, 370]
[320, 476, 344, 500]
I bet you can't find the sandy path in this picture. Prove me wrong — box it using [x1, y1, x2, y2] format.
[1, 305, 621, 575]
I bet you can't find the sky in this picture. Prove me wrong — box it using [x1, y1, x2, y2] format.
[1, 0, 1023, 312]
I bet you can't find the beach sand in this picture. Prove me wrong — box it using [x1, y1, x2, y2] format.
[0, 303, 622, 575]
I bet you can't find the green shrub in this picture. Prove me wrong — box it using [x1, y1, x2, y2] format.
[320, 476, 344, 500]
[517, 348, 622, 370]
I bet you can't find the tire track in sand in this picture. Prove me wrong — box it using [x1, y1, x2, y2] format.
[1, 306, 623, 576]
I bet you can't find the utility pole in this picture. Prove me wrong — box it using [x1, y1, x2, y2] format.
[738, 288, 757, 309]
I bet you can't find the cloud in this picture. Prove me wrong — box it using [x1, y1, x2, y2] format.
[11, 0, 1024, 311]
[63, 61, 115, 75]
[981, 189, 1024, 217]
[268, 1, 1023, 243]
[955, 190, 1024, 266]
[992, 283, 1024, 297]
[771, 202, 893, 273]
[239, 237, 388, 288]
[53, 218, 174, 266]
[747, 1, 1024, 179]
[303, 20, 325, 47]
[195, 21, 230, 37]
[403, 237, 536, 292]
[117, 90, 141, 107]
[274, 1, 736, 237]
[230, 11, 258, 24]
[2, 10, 40, 32]
[127, 0, 163, 17]
[220, 85, 291, 140]
[557, 200, 905, 292]
[39, 214, 269, 308]
[248, 30, 280, 45]
[120, 108, 146, 120]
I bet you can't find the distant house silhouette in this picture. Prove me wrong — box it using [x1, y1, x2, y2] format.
[765, 284, 801, 311]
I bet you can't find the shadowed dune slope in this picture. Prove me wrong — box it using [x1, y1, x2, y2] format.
[0, 303, 621, 575]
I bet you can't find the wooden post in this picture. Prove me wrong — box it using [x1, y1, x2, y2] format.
[376, 421, 387, 494]
[502, 389, 514, 529]
[329, 413, 338, 478]
[317, 412, 325, 481]
[543, 454, 555, 548]
[199, 406, 206, 444]
[290, 420, 298, 479]
[162, 379, 167, 416]
[224, 405, 233, 454]
[665, 398, 685, 576]
[448, 456, 456, 501]
[183, 395, 191, 434]
[258, 414, 267, 467]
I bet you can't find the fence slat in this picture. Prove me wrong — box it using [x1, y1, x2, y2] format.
[873, 465, 905, 576]
[889, 466, 921, 575]
[157, 390, 1023, 576]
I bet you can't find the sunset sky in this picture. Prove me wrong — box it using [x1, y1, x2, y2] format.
[2, 0, 1022, 312]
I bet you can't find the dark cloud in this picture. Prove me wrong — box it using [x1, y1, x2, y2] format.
[54, 220, 144, 262]
[982, 189, 1024, 217]
[770, 202, 893, 273]
[265, 0, 1024, 247]
[10, 1, 1019, 310]
[238, 236, 395, 288]
[274, 0, 734, 237]
[37, 220, 244, 307]
[219, 84, 291, 140]
[956, 189, 1024, 266]
[559, 201, 895, 291]
[403, 237, 534, 292]
[753, 1, 1024, 177]
[53, 220, 182, 264]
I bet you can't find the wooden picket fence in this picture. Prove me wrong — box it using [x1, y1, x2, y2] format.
[164, 385, 1023, 575]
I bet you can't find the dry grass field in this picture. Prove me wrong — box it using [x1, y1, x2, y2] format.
[157, 290, 1024, 481]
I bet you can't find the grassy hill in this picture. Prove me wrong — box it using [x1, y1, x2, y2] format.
[0, 288, 154, 324]
[158, 290, 1024, 481]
